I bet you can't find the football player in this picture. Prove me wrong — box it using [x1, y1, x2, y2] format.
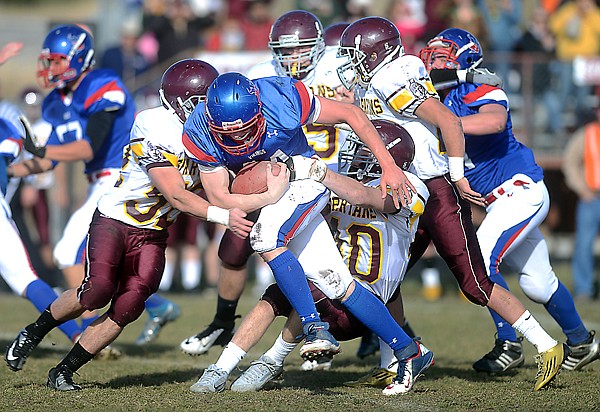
[180, 11, 351, 357]
[6, 24, 180, 348]
[420, 27, 599, 373]
[189, 120, 433, 395]
[0, 116, 82, 362]
[183, 71, 431, 395]
[336, 16, 567, 391]
[4, 59, 258, 391]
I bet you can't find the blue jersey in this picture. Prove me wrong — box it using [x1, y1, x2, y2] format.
[182, 76, 315, 174]
[42, 69, 135, 174]
[0, 118, 22, 195]
[442, 83, 543, 195]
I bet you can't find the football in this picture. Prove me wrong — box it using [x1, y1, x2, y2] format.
[231, 161, 282, 194]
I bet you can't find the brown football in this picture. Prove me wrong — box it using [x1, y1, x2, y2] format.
[231, 161, 282, 194]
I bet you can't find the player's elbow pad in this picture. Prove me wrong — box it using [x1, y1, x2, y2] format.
[86, 110, 117, 154]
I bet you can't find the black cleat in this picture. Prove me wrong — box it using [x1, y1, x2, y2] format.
[47, 365, 81, 391]
[5, 328, 42, 372]
[473, 337, 524, 373]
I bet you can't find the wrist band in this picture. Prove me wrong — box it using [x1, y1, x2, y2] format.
[206, 206, 229, 226]
[457, 69, 468, 83]
[448, 156, 464, 182]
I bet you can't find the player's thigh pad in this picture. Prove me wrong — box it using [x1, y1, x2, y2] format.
[108, 227, 168, 326]
[288, 213, 354, 300]
[250, 180, 329, 253]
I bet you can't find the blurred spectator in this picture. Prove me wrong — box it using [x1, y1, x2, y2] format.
[296, 0, 347, 27]
[515, 6, 562, 140]
[204, 18, 245, 51]
[142, 0, 221, 64]
[477, 0, 522, 92]
[433, 0, 487, 47]
[239, 0, 274, 50]
[562, 106, 600, 301]
[346, 0, 374, 21]
[388, 0, 427, 56]
[100, 20, 150, 82]
[549, 0, 600, 127]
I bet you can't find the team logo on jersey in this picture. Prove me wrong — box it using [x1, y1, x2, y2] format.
[266, 130, 279, 139]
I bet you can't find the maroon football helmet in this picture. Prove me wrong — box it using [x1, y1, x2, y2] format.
[337, 17, 403, 89]
[324, 22, 350, 47]
[340, 119, 415, 181]
[159, 59, 219, 123]
[268, 10, 325, 79]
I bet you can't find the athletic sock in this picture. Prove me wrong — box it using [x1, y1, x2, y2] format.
[213, 296, 239, 329]
[25, 280, 81, 341]
[487, 272, 519, 342]
[144, 293, 170, 317]
[512, 310, 557, 353]
[342, 282, 411, 352]
[215, 342, 246, 374]
[25, 305, 62, 340]
[266, 250, 320, 325]
[58, 341, 94, 372]
[264, 333, 297, 365]
[544, 281, 589, 345]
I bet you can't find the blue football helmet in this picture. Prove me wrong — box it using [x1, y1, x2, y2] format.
[205, 72, 266, 156]
[419, 28, 482, 72]
[37, 24, 95, 89]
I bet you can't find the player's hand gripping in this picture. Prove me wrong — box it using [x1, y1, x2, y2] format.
[19, 115, 46, 158]
[467, 68, 503, 88]
[226, 208, 254, 238]
[380, 164, 415, 209]
[265, 163, 290, 204]
[454, 177, 486, 207]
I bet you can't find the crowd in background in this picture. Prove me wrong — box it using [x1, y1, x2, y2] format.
[1, 0, 599, 300]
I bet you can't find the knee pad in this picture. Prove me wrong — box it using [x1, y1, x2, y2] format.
[108, 281, 153, 327]
[459, 288, 490, 306]
[78, 277, 117, 311]
[249, 221, 278, 253]
[519, 270, 558, 304]
[219, 230, 253, 268]
[261, 283, 293, 317]
[309, 268, 353, 301]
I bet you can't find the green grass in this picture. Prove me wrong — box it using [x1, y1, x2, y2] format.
[1, 269, 599, 412]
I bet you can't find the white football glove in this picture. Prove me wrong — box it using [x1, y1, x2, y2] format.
[466, 67, 503, 88]
[289, 155, 328, 182]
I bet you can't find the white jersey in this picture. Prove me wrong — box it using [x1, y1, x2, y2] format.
[327, 172, 429, 303]
[246, 48, 349, 171]
[354, 54, 449, 180]
[97, 106, 202, 230]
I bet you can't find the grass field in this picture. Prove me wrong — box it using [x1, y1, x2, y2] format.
[1, 268, 599, 412]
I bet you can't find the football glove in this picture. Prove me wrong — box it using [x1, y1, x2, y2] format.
[19, 115, 46, 158]
[466, 68, 503, 88]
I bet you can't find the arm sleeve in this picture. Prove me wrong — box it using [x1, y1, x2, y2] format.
[429, 69, 460, 90]
[85, 110, 117, 154]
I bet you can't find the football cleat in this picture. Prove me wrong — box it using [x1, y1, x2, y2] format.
[230, 355, 284, 392]
[301, 354, 334, 371]
[47, 365, 81, 391]
[356, 330, 379, 359]
[135, 302, 181, 346]
[472, 337, 524, 373]
[190, 364, 228, 393]
[4, 328, 42, 372]
[534, 342, 569, 391]
[344, 367, 396, 388]
[382, 339, 434, 395]
[180, 322, 234, 356]
[298, 321, 341, 361]
[563, 331, 599, 371]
